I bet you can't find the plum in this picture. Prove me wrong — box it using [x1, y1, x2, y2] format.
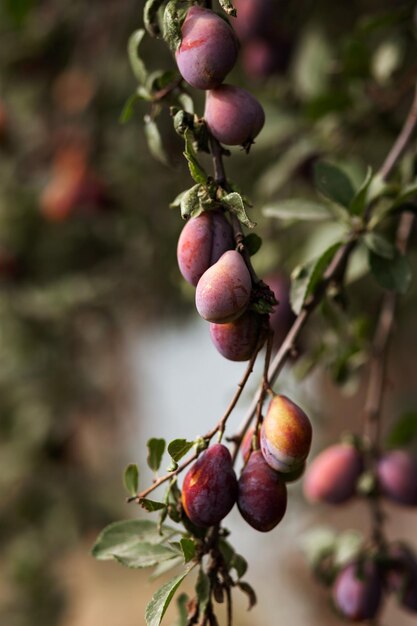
[175, 6, 239, 90]
[232, 0, 275, 42]
[386, 544, 417, 613]
[260, 394, 312, 473]
[209, 311, 262, 361]
[242, 39, 279, 80]
[237, 450, 287, 532]
[181, 443, 238, 527]
[240, 426, 259, 463]
[333, 561, 383, 622]
[377, 450, 417, 507]
[177, 211, 234, 286]
[264, 273, 295, 351]
[303, 443, 364, 505]
[196, 250, 252, 323]
[204, 84, 265, 147]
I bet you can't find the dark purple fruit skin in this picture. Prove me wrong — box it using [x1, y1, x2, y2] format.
[386, 544, 417, 612]
[242, 39, 279, 80]
[303, 444, 364, 505]
[205, 84, 265, 147]
[237, 450, 287, 532]
[264, 273, 295, 351]
[177, 211, 234, 286]
[209, 311, 262, 361]
[232, 0, 274, 42]
[377, 450, 417, 507]
[181, 444, 238, 527]
[333, 561, 383, 622]
[240, 427, 259, 463]
[175, 6, 239, 90]
[195, 250, 252, 323]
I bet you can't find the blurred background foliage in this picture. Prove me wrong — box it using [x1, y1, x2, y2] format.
[0, 0, 417, 625]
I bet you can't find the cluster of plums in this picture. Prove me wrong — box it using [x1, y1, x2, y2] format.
[181, 394, 312, 532]
[304, 442, 417, 507]
[175, 5, 265, 148]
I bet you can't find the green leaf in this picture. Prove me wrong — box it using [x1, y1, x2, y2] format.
[196, 569, 210, 616]
[237, 581, 257, 610]
[144, 116, 170, 166]
[123, 464, 139, 496]
[180, 185, 203, 220]
[243, 233, 262, 256]
[144, 0, 164, 37]
[115, 543, 179, 569]
[369, 250, 412, 294]
[363, 233, 395, 259]
[91, 520, 177, 560]
[145, 571, 190, 626]
[386, 412, 417, 448]
[127, 29, 148, 85]
[173, 593, 189, 626]
[183, 131, 208, 184]
[147, 438, 166, 472]
[290, 242, 341, 315]
[263, 199, 332, 221]
[168, 439, 195, 463]
[163, 1, 187, 52]
[151, 557, 183, 581]
[219, 0, 237, 16]
[222, 192, 256, 229]
[232, 554, 248, 579]
[349, 167, 373, 216]
[333, 531, 363, 567]
[314, 161, 356, 208]
[140, 499, 167, 512]
[301, 526, 336, 568]
[179, 538, 196, 563]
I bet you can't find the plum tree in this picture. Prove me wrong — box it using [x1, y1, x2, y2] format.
[177, 210, 234, 286]
[260, 394, 312, 473]
[204, 84, 265, 147]
[237, 450, 287, 532]
[181, 443, 238, 527]
[175, 6, 239, 90]
[195, 249, 252, 323]
[303, 443, 364, 505]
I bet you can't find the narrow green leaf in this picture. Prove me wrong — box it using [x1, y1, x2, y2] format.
[183, 131, 208, 184]
[180, 185, 202, 220]
[115, 542, 178, 569]
[173, 593, 189, 626]
[144, 0, 164, 37]
[232, 554, 248, 579]
[369, 250, 412, 294]
[363, 233, 395, 259]
[196, 569, 210, 616]
[290, 242, 341, 315]
[386, 412, 417, 448]
[144, 116, 170, 166]
[147, 438, 166, 472]
[151, 557, 183, 581]
[127, 29, 147, 85]
[163, 1, 187, 52]
[91, 520, 177, 560]
[123, 464, 139, 496]
[263, 199, 332, 221]
[145, 571, 190, 626]
[237, 581, 257, 610]
[179, 538, 196, 563]
[314, 161, 355, 208]
[140, 499, 167, 512]
[219, 0, 237, 16]
[222, 192, 256, 229]
[349, 167, 373, 215]
[168, 439, 195, 462]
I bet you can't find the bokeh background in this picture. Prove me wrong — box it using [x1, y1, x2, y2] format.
[1, 0, 417, 624]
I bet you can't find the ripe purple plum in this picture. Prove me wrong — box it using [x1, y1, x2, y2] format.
[209, 311, 262, 361]
[196, 250, 252, 323]
[377, 450, 417, 507]
[181, 443, 238, 527]
[177, 211, 234, 286]
[237, 450, 287, 532]
[241, 426, 259, 463]
[205, 84, 265, 147]
[242, 39, 279, 80]
[264, 273, 295, 351]
[232, 0, 274, 42]
[175, 6, 239, 90]
[333, 561, 383, 622]
[386, 544, 417, 613]
[303, 443, 364, 505]
[261, 395, 312, 473]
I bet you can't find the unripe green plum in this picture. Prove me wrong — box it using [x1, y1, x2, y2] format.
[177, 211, 234, 286]
[175, 6, 239, 90]
[377, 450, 417, 507]
[237, 450, 287, 532]
[181, 443, 238, 527]
[260, 395, 312, 473]
[303, 443, 364, 505]
[333, 561, 383, 622]
[204, 84, 265, 147]
[209, 311, 262, 361]
[195, 250, 252, 323]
